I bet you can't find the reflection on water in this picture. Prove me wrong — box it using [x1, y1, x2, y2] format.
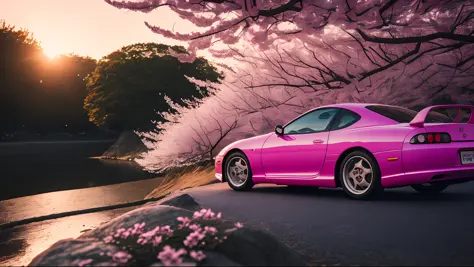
[0, 140, 154, 200]
[0, 176, 163, 224]
[0, 207, 135, 266]
[0, 141, 157, 266]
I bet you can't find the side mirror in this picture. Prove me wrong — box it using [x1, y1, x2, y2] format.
[275, 125, 284, 136]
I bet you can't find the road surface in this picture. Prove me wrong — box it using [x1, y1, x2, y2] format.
[180, 182, 474, 266]
[2, 179, 473, 266]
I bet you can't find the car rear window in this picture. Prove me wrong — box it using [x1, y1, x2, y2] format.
[331, 109, 361, 130]
[366, 105, 418, 123]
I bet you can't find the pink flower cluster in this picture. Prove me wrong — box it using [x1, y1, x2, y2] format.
[92, 208, 244, 267]
[136, 225, 173, 246]
[157, 245, 188, 266]
[192, 208, 222, 220]
[112, 251, 132, 264]
[104, 222, 147, 243]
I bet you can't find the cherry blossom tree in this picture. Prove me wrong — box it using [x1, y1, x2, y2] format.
[106, 0, 474, 171]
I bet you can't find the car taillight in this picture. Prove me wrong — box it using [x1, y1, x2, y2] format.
[410, 133, 451, 144]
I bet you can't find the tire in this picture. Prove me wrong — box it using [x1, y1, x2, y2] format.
[339, 150, 384, 200]
[411, 183, 449, 194]
[224, 151, 254, 191]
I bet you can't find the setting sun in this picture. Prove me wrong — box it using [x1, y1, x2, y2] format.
[42, 45, 61, 59]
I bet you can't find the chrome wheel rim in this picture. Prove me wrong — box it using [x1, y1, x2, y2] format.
[342, 156, 373, 195]
[226, 156, 249, 187]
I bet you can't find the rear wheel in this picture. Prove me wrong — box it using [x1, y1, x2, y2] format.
[224, 151, 254, 191]
[411, 183, 449, 194]
[339, 150, 383, 200]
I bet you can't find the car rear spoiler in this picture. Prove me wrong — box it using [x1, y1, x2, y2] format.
[409, 104, 474, 127]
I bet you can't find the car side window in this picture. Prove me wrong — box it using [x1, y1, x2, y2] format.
[331, 109, 361, 130]
[284, 108, 338, 135]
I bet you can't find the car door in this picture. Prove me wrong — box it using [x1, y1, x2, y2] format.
[261, 108, 340, 179]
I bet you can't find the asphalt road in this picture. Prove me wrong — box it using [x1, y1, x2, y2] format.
[181, 182, 474, 266]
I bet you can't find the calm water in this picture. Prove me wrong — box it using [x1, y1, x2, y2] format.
[0, 140, 154, 201]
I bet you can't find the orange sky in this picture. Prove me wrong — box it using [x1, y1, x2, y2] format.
[1, 0, 188, 59]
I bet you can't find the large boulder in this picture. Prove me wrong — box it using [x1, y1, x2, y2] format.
[29, 195, 307, 266]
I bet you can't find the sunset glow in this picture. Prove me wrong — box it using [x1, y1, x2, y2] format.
[1, 0, 187, 59]
[42, 43, 62, 59]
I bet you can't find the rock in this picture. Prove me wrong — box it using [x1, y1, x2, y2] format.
[200, 251, 241, 266]
[159, 194, 202, 211]
[29, 239, 125, 266]
[29, 197, 306, 266]
[80, 205, 193, 240]
[214, 228, 306, 266]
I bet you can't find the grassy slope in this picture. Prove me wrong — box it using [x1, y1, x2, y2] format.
[145, 165, 217, 199]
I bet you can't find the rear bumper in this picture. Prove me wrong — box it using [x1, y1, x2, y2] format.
[382, 165, 474, 188]
[388, 140, 474, 187]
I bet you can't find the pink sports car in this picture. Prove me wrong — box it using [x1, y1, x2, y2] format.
[213, 103, 474, 199]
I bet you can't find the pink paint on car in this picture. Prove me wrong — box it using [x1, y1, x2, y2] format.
[213, 103, 474, 199]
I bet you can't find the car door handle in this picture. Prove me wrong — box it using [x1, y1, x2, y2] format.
[313, 139, 324, 144]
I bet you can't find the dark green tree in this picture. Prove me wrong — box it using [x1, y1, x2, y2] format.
[33, 54, 97, 133]
[0, 21, 98, 136]
[84, 43, 223, 132]
[0, 21, 44, 132]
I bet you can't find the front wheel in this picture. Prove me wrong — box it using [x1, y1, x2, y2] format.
[224, 151, 254, 191]
[411, 183, 449, 194]
[339, 150, 383, 200]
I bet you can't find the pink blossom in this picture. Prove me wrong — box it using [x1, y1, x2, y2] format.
[157, 246, 187, 266]
[224, 222, 243, 233]
[177, 216, 191, 229]
[183, 230, 206, 248]
[159, 225, 174, 236]
[113, 228, 126, 238]
[204, 226, 217, 235]
[103, 235, 114, 243]
[193, 209, 221, 220]
[137, 226, 161, 245]
[120, 229, 131, 239]
[76, 259, 93, 267]
[112, 251, 132, 263]
[130, 222, 146, 235]
[190, 250, 206, 261]
[152, 235, 163, 247]
[188, 224, 201, 231]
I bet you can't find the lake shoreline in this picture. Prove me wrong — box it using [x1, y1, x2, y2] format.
[0, 140, 154, 201]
